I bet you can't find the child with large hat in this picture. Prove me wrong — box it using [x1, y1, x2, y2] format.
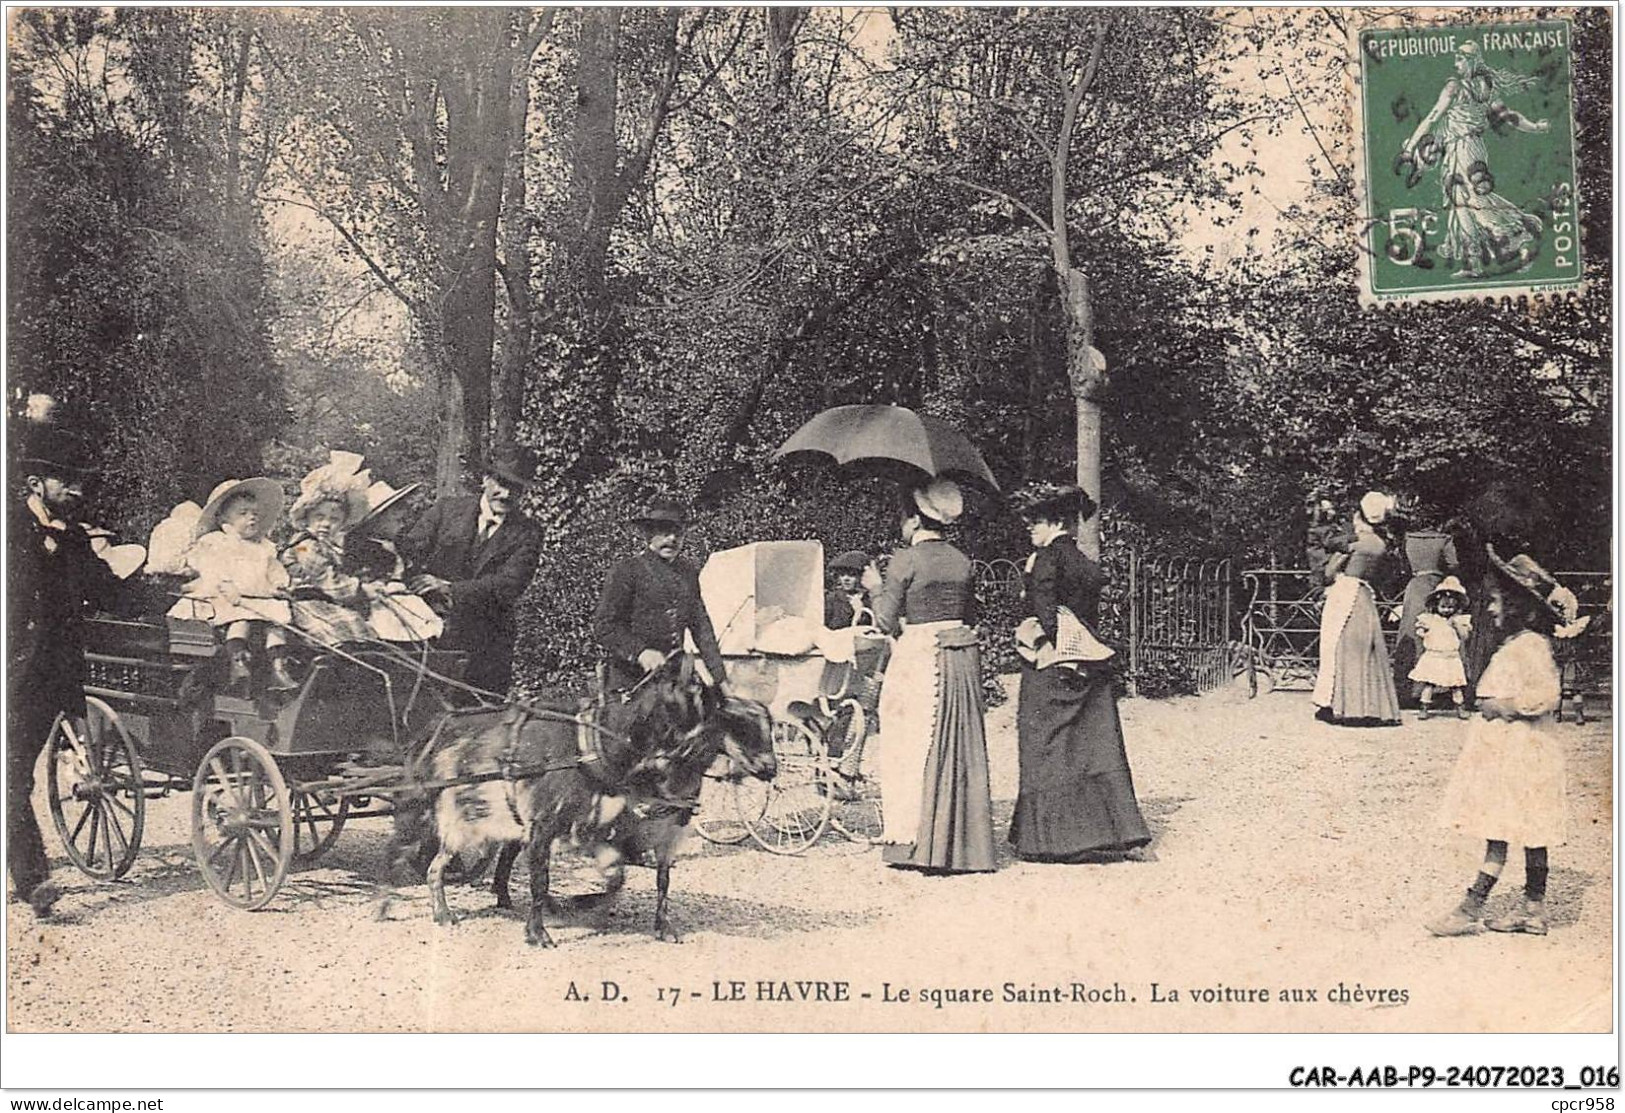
[1428, 546, 1591, 938]
[170, 476, 296, 693]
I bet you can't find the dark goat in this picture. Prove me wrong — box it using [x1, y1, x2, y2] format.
[393, 669, 774, 945]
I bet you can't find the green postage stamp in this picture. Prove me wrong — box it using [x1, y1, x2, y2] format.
[1355, 19, 1581, 305]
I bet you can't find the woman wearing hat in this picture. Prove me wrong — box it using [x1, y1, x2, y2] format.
[1007, 483, 1150, 862]
[1311, 491, 1402, 726]
[1428, 547, 1590, 937]
[871, 477, 996, 873]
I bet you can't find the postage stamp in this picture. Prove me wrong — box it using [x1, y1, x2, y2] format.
[1354, 19, 1582, 306]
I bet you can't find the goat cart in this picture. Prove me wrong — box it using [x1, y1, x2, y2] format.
[49, 612, 477, 910]
[690, 541, 889, 856]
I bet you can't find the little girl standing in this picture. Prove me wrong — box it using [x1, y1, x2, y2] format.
[1427, 547, 1591, 937]
[1410, 576, 1473, 719]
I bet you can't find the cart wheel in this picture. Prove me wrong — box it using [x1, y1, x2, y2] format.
[46, 697, 146, 881]
[744, 719, 832, 855]
[191, 736, 294, 910]
[289, 790, 350, 866]
[694, 773, 756, 846]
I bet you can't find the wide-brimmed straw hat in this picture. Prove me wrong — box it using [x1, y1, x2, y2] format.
[359, 479, 422, 526]
[632, 497, 689, 528]
[194, 478, 285, 540]
[288, 450, 372, 531]
[1010, 481, 1098, 524]
[912, 477, 963, 526]
[1426, 576, 1469, 607]
[1486, 545, 1591, 639]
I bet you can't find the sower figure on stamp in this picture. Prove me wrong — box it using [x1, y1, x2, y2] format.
[593, 497, 729, 711]
[1400, 41, 1550, 279]
[399, 445, 543, 698]
[7, 419, 126, 917]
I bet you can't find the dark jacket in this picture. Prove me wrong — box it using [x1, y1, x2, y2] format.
[594, 550, 727, 692]
[872, 538, 975, 635]
[7, 499, 125, 719]
[823, 588, 871, 629]
[1023, 536, 1105, 640]
[399, 495, 542, 693]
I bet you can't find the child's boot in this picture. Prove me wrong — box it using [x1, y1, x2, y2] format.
[1426, 895, 1484, 936]
[1486, 900, 1548, 936]
[267, 652, 299, 692]
[1454, 693, 1470, 720]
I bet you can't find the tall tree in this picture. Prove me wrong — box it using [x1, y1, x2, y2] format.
[265, 8, 552, 490]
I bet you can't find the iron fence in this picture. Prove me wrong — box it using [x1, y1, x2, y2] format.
[1239, 565, 1612, 720]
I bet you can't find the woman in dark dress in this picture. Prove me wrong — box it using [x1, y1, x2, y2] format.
[872, 478, 996, 873]
[1007, 483, 1151, 861]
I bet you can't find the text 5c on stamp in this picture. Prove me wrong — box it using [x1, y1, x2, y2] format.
[1354, 19, 1581, 306]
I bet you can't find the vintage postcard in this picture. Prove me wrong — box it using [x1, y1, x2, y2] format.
[1355, 18, 1584, 305]
[1, 2, 1615, 1094]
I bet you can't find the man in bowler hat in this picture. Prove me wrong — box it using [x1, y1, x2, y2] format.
[401, 445, 544, 696]
[7, 422, 125, 915]
[594, 497, 728, 696]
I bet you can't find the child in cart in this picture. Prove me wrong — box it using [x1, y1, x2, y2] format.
[280, 452, 375, 648]
[344, 477, 443, 643]
[169, 477, 297, 694]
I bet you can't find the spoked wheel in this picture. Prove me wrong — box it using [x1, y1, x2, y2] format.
[694, 771, 758, 846]
[46, 697, 146, 881]
[825, 712, 884, 845]
[744, 719, 832, 855]
[191, 737, 294, 911]
[289, 789, 350, 867]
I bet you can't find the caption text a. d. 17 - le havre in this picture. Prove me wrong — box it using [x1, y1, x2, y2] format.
[563, 978, 1411, 1009]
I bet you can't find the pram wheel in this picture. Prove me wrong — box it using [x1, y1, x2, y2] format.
[743, 719, 831, 855]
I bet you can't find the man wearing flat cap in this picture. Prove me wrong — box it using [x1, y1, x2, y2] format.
[594, 497, 728, 696]
[7, 421, 125, 916]
[400, 445, 543, 695]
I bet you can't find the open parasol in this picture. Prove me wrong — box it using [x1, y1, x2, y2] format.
[771, 405, 999, 492]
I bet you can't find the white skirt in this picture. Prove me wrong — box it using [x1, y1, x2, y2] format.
[876, 620, 957, 844]
[1438, 715, 1567, 847]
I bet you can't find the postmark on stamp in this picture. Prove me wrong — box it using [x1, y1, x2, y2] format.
[1354, 19, 1581, 306]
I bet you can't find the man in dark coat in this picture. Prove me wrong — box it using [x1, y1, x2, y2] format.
[594, 498, 728, 697]
[7, 427, 124, 915]
[400, 445, 543, 696]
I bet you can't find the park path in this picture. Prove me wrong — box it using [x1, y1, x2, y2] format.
[7, 680, 1612, 1033]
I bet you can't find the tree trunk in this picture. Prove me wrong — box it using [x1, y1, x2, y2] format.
[1061, 266, 1104, 559]
[435, 362, 467, 494]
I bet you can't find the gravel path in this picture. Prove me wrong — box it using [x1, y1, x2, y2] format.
[7, 680, 1612, 1033]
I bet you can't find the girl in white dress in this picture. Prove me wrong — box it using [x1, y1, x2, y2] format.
[1427, 547, 1591, 937]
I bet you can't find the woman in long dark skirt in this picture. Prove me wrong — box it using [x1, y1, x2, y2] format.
[1007, 482, 1150, 862]
[872, 478, 997, 874]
